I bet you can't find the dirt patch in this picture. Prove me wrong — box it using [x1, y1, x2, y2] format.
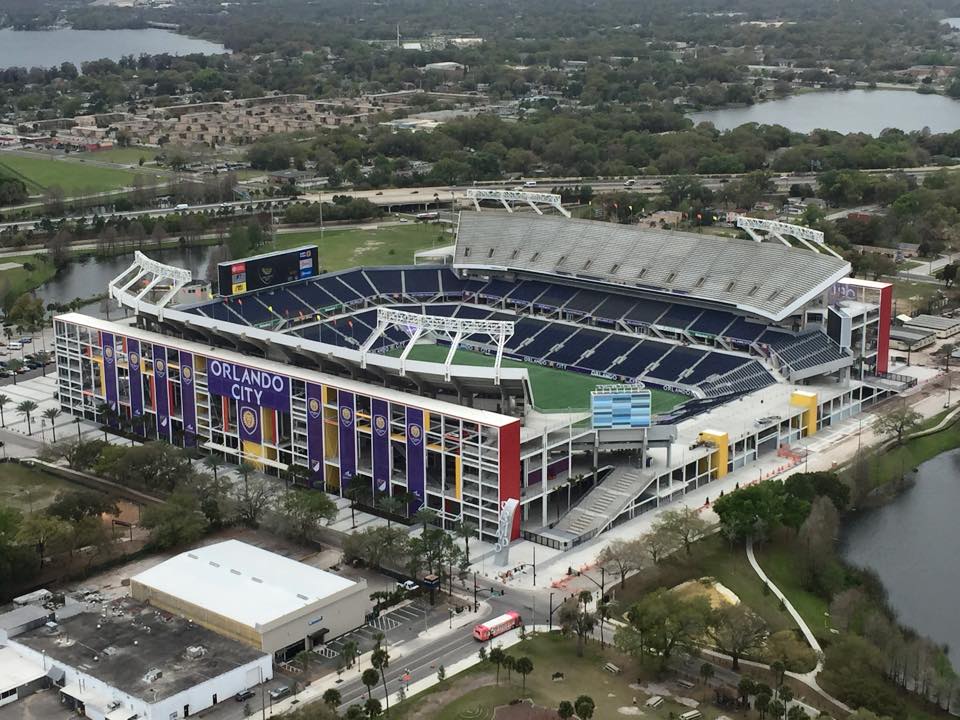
[671, 578, 739, 608]
[494, 699, 559, 720]
[413, 673, 497, 719]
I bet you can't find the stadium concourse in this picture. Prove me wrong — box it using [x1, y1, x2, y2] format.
[53, 207, 900, 549]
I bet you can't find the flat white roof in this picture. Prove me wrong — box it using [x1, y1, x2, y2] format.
[131, 540, 359, 629]
[0, 645, 45, 693]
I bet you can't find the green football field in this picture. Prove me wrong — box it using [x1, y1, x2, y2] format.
[390, 344, 687, 413]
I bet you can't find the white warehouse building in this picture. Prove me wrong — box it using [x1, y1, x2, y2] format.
[130, 540, 368, 660]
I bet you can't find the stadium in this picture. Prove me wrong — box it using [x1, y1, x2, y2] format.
[53, 195, 901, 550]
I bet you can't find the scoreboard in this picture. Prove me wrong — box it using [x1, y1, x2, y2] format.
[218, 246, 319, 296]
[591, 384, 652, 429]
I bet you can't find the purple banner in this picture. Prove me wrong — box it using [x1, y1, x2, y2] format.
[153, 345, 171, 442]
[207, 358, 289, 412]
[101, 332, 118, 424]
[127, 338, 143, 420]
[527, 457, 570, 486]
[179, 351, 196, 447]
[338, 391, 356, 492]
[406, 406, 425, 513]
[306, 383, 325, 488]
[372, 398, 390, 495]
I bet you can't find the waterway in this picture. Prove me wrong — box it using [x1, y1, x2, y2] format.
[0, 27, 226, 70]
[36, 245, 216, 316]
[841, 448, 960, 666]
[687, 89, 960, 135]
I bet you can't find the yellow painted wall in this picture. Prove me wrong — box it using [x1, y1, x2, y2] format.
[454, 456, 462, 500]
[698, 429, 729, 479]
[790, 391, 819, 437]
[243, 440, 265, 469]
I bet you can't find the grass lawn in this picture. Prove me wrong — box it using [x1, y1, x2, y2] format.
[845, 409, 960, 488]
[273, 224, 446, 272]
[752, 540, 831, 643]
[392, 633, 724, 720]
[889, 278, 950, 314]
[0, 253, 57, 304]
[84, 147, 159, 165]
[389, 344, 687, 413]
[0, 153, 152, 195]
[613, 533, 798, 640]
[0, 463, 75, 512]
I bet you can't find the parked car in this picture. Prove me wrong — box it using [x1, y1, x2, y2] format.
[268, 686, 292, 701]
[235, 690, 255, 702]
[397, 579, 419, 592]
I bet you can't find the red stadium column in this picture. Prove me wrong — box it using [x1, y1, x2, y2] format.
[498, 420, 522, 540]
[876, 283, 893, 374]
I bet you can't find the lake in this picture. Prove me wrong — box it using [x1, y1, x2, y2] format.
[0, 27, 226, 70]
[36, 245, 217, 315]
[687, 89, 960, 135]
[841, 448, 960, 666]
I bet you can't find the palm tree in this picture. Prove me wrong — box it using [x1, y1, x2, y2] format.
[17, 400, 38, 436]
[371, 646, 390, 715]
[503, 655, 516, 683]
[489, 647, 505, 685]
[7, 359, 22, 385]
[515, 656, 534, 691]
[322, 688, 342, 710]
[203, 453, 225, 483]
[35, 350, 51, 377]
[42, 408, 60, 442]
[377, 495, 405, 528]
[340, 639, 360, 670]
[455, 520, 478, 562]
[413, 507, 437, 533]
[361, 669, 379, 700]
[0, 393, 9, 428]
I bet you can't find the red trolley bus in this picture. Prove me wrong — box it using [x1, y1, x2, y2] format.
[473, 611, 522, 641]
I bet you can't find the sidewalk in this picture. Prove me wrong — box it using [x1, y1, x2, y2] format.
[264, 601, 497, 716]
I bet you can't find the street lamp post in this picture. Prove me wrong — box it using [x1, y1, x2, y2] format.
[75, 417, 82, 442]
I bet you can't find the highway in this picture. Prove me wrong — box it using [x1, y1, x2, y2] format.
[2, 162, 954, 235]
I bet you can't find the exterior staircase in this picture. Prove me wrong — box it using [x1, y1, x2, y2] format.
[552, 465, 652, 541]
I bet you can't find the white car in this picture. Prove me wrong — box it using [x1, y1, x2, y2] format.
[397, 580, 418, 592]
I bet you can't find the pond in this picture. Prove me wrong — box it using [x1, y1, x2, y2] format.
[841, 448, 960, 666]
[0, 27, 227, 70]
[36, 245, 217, 316]
[687, 89, 960, 135]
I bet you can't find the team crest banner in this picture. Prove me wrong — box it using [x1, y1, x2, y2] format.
[405, 406, 425, 513]
[338, 391, 356, 491]
[372, 398, 390, 494]
[127, 338, 143, 418]
[238, 403, 261, 445]
[153, 345, 171, 441]
[100, 332, 118, 423]
[179, 351, 196, 446]
[306, 383, 325, 487]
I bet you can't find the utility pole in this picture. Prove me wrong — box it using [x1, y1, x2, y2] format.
[473, 572, 478, 612]
[548, 592, 555, 631]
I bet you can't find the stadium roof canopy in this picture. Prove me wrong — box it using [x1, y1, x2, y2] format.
[131, 540, 357, 628]
[453, 213, 851, 321]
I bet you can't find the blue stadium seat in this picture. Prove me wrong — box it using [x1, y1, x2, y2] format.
[533, 284, 578, 309]
[403, 268, 440, 296]
[505, 318, 548, 349]
[546, 329, 606, 366]
[655, 305, 703, 331]
[684, 353, 750, 385]
[650, 346, 708, 382]
[365, 269, 404, 295]
[593, 296, 637, 322]
[624, 299, 671, 326]
[577, 335, 639, 373]
[609, 340, 673, 377]
[518, 323, 578, 359]
[565, 290, 606, 314]
[477, 279, 514, 299]
[724, 317, 768, 344]
[343, 270, 376, 299]
[688, 310, 736, 337]
[505, 281, 550, 304]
